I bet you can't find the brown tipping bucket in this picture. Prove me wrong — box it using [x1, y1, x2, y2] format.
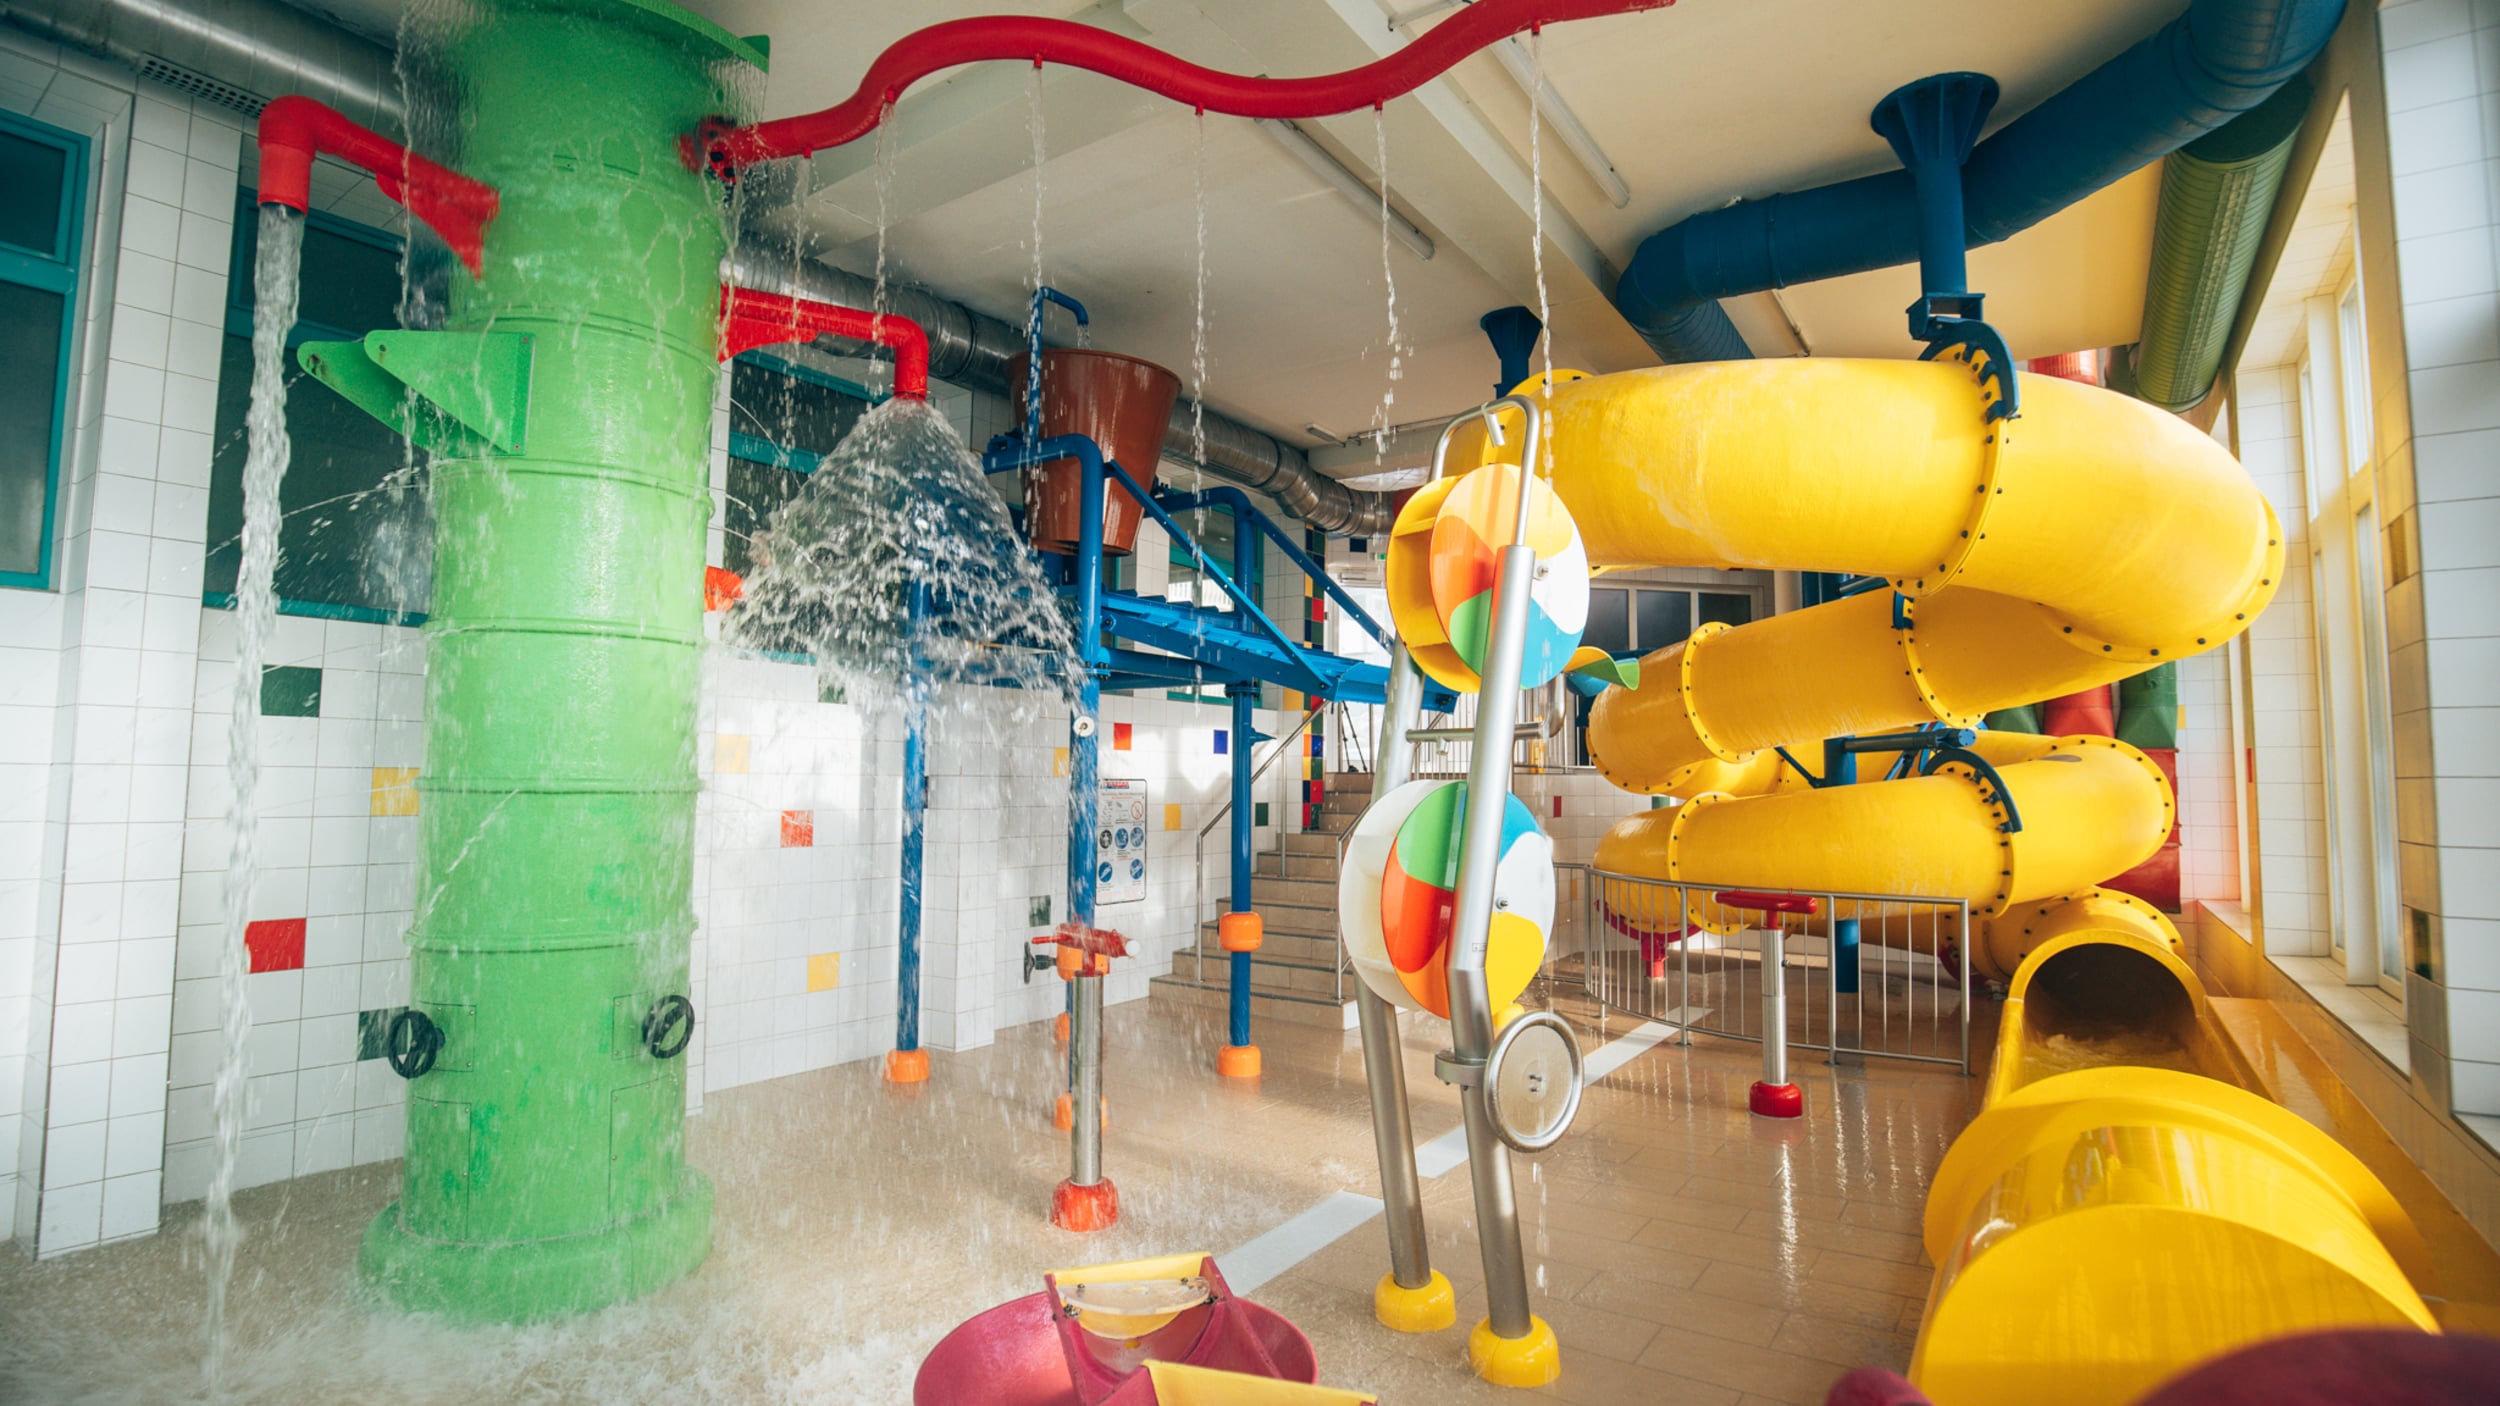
[1006, 348, 1182, 556]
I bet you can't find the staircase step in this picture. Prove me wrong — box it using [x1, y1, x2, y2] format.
[1199, 900, 1335, 940]
[1181, 928, 1340, 967]
[1253, 875, 1336, 907]
[1149, 973, 1358, 1030]
[1253, 850, 1340, 880]
[1283, 831, 1342, 857]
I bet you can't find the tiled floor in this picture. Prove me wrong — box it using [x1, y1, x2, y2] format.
[3, 974, 2491, 1404]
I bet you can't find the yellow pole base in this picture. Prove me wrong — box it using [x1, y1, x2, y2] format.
[1373, 1269, 1457, 1333]
[1217, 1044, 1262, 1078]
[1467, 1315, 1561, 1389]
[882, 1048, 929, 1083]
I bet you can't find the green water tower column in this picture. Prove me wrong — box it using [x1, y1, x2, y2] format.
[355, 0, 765, 1321]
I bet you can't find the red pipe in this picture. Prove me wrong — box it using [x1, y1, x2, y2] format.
[689, 0, 1675, 177]
[718, 286, 933, 401]
[254, 96, 500, 279]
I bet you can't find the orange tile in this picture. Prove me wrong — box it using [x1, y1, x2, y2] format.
[780, 810, 813, 847]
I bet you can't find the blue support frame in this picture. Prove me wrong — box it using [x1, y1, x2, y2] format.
[0, 110, 90, 591]
[896, 580, 930, 1056]
[1227, 683, 1259, 1052]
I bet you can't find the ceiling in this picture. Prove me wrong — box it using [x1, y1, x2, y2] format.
[304, 0, 2194, 472]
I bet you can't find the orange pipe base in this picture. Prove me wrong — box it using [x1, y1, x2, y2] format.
[1051, 1177, 1120, 1232]
[1216, 1044, 1262, 1078]
[883, 1048, 929, 1083]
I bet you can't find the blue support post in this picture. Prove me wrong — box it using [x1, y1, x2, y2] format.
[1224, 684, 1259, 1068]
[887, 581, 931, 1082]
[1821, 738, 1862, 997]
[1060, 386, 1113, 1212]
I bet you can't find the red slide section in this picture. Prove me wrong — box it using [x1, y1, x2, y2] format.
[255, 96, 500, 278]
[691, 0, 1676, 176]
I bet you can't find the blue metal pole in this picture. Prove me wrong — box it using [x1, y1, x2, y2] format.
[1064, 386, 1110, 1199]
[1227, 684, 1257, 1052]
[898, 581, 929, 1057]
[1822, 738, 1862, 996]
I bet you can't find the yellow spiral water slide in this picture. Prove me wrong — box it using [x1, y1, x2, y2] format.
[1438, 358, 2438, 1402]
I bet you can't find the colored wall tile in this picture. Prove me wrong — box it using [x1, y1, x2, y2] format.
[1053, 747, 1068, 777]
[1280, 689, 1303, 711]
[715, 733, 751, 774]
[1111, 721, 1133, 751]
[1213, 729, 1229, 756]
[1029, 895, 1052, 926]
[780, 810, 814, 847]
[1552, 795, 1564, 818]
[805, 953, 840, 991]
[1164, 803, 1182, 831]
[259, 664, 322, 718]
[244, 917, 306, 974]
[355, 1007, 408, 1062]
[370, 766, 420, 817]
[1253, 801, 1269, 827]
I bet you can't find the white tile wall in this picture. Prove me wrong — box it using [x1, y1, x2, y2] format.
[3, 32, 242, 1256]
[2381, 0, 2500, 1115]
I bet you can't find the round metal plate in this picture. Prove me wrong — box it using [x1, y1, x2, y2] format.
[1482, 1010, 1583, 1153]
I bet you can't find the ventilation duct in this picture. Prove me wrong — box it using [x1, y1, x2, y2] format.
[1612, 0, 2346, 364]
[2129, 76, 2310, 412]
[1, 0, 401, 132]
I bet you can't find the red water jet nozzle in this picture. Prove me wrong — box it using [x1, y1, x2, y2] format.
[688, 0, 1674, 177]
[717, 286, 933, 401]
[254, 97, 499, 278]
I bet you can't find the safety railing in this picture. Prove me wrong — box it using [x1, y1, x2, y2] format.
[1190, 704, 1324, 984]
[1558, 867, 1972, 1072]
[1404, 677, 1587, 777]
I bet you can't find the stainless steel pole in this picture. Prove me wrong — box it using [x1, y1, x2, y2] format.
[1071, 972, 1104, 1185]
[1357, 637, 1433, 1296]
[1439, 396, 1543, 1343]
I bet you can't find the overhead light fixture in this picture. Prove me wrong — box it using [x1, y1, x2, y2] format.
[1490, 37, 1631, 208]
[1256, 117, 1437, 261]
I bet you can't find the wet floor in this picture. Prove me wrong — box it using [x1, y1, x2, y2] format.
[20, 977, 2484, 1404]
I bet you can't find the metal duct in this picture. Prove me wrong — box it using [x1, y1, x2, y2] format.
[1613, 0, 2346, 363]
[0, 0, 401, 131]
[2131, 77, 2309, 412]
[725, 243, 1396, 536]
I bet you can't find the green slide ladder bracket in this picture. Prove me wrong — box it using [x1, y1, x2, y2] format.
[298, 329, 534, 457]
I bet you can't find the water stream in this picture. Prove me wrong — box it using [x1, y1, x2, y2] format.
[1372, 109, 1402, 472]
[1190, 110, 1209, 470]
[1527, 31, 1554, 438]
[204, 202, 305, 1397]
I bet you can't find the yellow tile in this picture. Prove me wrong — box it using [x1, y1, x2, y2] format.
[369, 766, 420, 817]
[1053, 746, 1068, 777]
[805, 952, 839, 991]
[715, 733, 750, 775]
[1164, 803, 1183, 831]
[1280, 688, 1303, 711]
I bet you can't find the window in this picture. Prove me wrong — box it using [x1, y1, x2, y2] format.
[723, 354, 874, 578]
[1585, 584, 1755, 655]
[0, 111, 86, 589]
[207, 192, 428, 619]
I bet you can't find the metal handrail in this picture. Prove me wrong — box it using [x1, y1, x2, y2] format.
[1191, 703, 1323, 983]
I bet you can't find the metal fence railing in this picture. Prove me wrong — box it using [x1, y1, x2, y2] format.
[1551, 865, 1972, 1072]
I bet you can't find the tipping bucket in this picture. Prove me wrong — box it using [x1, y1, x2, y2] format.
[1008, 348, 1182, 556]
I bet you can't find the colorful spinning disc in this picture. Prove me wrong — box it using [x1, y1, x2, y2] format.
[1338, 780, 1552, 1018]
[1387, 461, 1590, 694]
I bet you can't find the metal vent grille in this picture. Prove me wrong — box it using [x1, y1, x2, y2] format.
[136, 56, 266, 118]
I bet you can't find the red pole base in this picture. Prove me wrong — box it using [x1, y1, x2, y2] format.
[1749, 1081, 1804, 1119]
[1051, 1177, 1120, 1232]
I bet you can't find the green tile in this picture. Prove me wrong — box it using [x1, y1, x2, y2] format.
[1028, 895, 1051, 927]
[1253, 801, 1270, 827]
[818, 681, 846, 705]
[356, 1006, 406, 1062]
[260, 665, 323, 718]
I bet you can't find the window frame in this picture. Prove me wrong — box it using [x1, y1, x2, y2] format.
[0, 108, 90, 591]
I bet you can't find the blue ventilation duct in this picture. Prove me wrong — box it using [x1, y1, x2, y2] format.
[1613, 0, 2346, 363]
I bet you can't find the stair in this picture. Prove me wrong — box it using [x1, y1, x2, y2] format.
[1148, 773, 1376, 1032]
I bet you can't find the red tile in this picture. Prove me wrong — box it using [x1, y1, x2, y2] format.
[780, 810, 814, 847]
[1553, 796, 1564, 818]
[1112, 722, 1134, 751]
[245, 918, 306, 974]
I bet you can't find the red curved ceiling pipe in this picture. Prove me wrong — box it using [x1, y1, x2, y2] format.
[690, 0, 1675, 177]
[255, 96, 500, 278]
[719, 286, 933, 400]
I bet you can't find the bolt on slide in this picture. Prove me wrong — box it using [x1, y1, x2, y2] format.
[1434, 353, 2440, 1401]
